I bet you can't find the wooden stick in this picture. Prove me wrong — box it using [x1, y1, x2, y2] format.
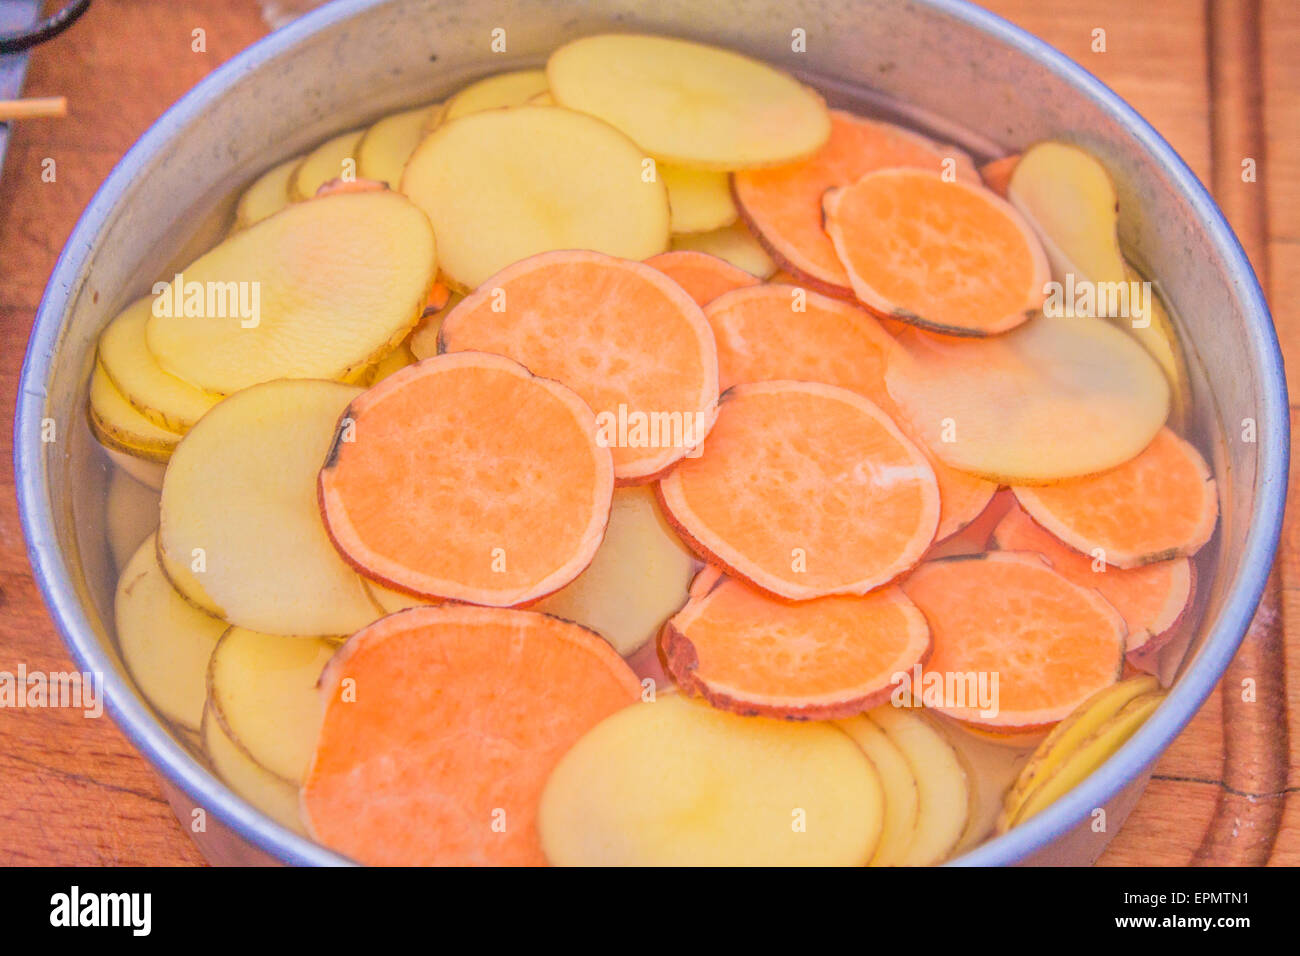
[0, 96, 68, 122]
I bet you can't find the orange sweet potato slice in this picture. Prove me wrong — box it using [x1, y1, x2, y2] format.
[658, 380, 939, 600]
[901, 552, 1126, 729]
[978, 154, 1020, 198]
[301, 605, 640, 865]
[438, 250, 719, 482]
[662, 576, 931, 719]
[823, 168, 1049, 335]
[687, 564, 724, 600]
[318, 352, 614, 605]
[927, 488, 1015, 559]
[1012, 427, 1217, 569]
[992, 501, 1194, 660]
[423, 280, 452, 316]
[928, 456, 998, 543]
[706, 284, 897, 407]
[732, 110, 979, 296]
[703, 285, 995, 541]
[644, 250, 761, 306]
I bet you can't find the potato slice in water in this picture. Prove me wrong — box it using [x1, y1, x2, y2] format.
[885, 316, 1170, 483]
[202, 705, 304, 835]
[670, 220, 776, 278]
[115, 534, 225, 731]
[538, 695, 882, 866]
[158, 379, 379, 635]
[407, 291, 462, 360]
[998, 675, 1159, 831]
[440, 69, 549, 123]
[356, 104, 437, 188]
[1010, 691, 1164, 827]
[362, 578, 435, 614]
[533, 485, 696, 657]
[98, 297, 220, 433]
[661, 163, 737, 234]
[834, 715, 920, 866]
[351, 343, 416, 387]
[933, 718, 1034, 853]
[289, 129, 364, 201]
[402, 106, 669, 291]
[547, 34, 830, 169]
[1006, 141, 1190, 423]
[88, 363, 179, 463]
[146, 191, 435, 394]
[233, 156, 299, 230]
[208, 628, 336, 783]
[867, 706, 971, 866]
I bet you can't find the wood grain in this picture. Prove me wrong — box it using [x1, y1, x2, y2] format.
[0, 0, 1293, 865]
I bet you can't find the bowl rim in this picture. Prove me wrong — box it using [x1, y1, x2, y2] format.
[14, 0, 1288, 867]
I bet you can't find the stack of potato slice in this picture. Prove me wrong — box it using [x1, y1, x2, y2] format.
[97, 32, 1209, 867]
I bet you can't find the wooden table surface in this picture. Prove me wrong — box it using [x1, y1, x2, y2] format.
[0, 0, 1295, 866]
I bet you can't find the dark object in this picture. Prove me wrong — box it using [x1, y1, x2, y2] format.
[0, 0, 91, 54]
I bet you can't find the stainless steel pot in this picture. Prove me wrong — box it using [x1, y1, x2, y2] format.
[14, 0, 1287, 866]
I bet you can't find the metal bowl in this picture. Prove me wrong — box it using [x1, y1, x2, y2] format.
[15, 0, 1287, 866]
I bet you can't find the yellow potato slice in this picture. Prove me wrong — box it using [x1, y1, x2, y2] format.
[836, 715, 920, 867]
[158, 379, 380, 635]
[362, 577, 434, 614]
[88, 363, 179, 463]
[935, 718, 1034, 853]
[661, 163, 737, 234]
[408, 292, 462, 360]
[1011, 692, 1163, 826]
[998, 675, 1158, 831]
[533, 486, 696, 656]
[102, 446, 166, 490]
[885, 315, 1170, 483]
[670, 220, 775, 277]
[289, 128, 364, 201]
[115, 534, 224, 731]
[441, 69, 549, 123]
[233, 156, 299, 230]
[527, 91, 555, 106]
[868, 706, 970, 866]
[146, 191, 435, 394]
[106, 467, 159, 571]
[352, 343, 415, 387]
[547, 34, 830, 169]
[402, 106, 669, 290]
[539, 695, 882, 866]
[356, 104, 437, 188]
[1006, 142, 1190, 423]
[207, 628, 336, 783]
[202, 705, 305, 835]
[98, 297, 221, 433]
